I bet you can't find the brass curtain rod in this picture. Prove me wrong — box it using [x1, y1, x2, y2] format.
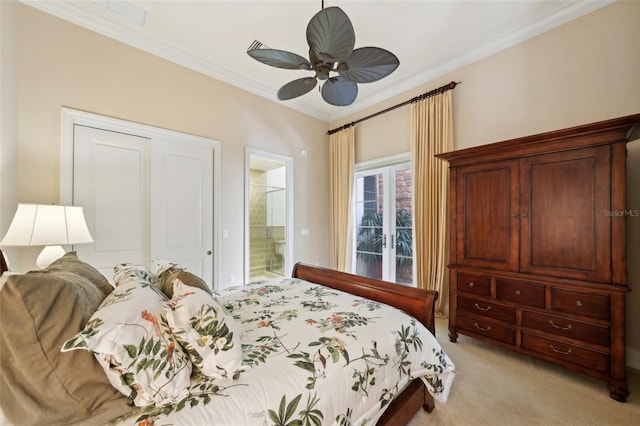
[327, 81, 460, 135]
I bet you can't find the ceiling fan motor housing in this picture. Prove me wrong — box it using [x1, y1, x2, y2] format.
[316, 65, 331, 80]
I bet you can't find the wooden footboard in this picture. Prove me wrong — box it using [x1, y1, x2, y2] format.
[291, 263, 439, 424]
[291, 263, 438, 335]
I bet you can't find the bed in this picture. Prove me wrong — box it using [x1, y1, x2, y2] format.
[0, 252, 454, 426]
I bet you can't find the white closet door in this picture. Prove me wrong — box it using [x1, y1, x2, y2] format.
[150, 138, 213, 283]
[72, 125, 214, 285]
[73, 125, 150, 280]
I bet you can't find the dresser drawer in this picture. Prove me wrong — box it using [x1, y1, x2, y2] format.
[522, 310, 610, 347]
[458, 314, 515, 345]
[458, 296, 516, 323]
[521, 332, 609, 373]
[551, 288, 610, 321]
[496, 279, 545, 308]
[456, 273, 490, 296]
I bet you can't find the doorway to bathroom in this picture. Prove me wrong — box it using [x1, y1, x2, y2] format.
[245, 149, 292, 282]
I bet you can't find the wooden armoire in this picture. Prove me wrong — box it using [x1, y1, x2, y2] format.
[437, 114, 640, 402]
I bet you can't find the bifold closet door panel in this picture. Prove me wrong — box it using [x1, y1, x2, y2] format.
[150, 138, 213, 283]
[72, 125, 151, 280]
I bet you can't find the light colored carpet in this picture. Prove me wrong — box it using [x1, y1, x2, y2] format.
[409, 318, 640, 426]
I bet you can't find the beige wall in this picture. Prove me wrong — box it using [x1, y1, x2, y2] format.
[331, 1, 640, 365]
[0, 0, 18, 265]
[6, 3, 330, 285]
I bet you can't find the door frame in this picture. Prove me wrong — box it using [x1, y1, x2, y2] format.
[244, 148, 293, 282]
[59, 107, 222, 287]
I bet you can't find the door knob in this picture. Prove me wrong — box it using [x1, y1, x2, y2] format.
[207, 250, 212, 255]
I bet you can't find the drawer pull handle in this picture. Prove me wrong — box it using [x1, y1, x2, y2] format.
[549, 320, 572, 330]
[576, 300, 584, 307]
[515, 290, 522, 296]
[474, 322, 491, 331]
[550, 345, 572, 355]
[468, 282, 475, 287]
[474, 303, 491, 311]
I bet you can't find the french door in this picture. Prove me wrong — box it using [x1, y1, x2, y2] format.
[353, 163, 413, 285]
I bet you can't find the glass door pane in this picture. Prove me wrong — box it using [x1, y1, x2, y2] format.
[394, 167, 413, 285]
[355, 173, 384, 280]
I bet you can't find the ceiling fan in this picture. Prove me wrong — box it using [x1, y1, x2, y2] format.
[247, 3, 399, 107]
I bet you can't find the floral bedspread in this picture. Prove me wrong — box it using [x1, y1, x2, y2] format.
[110, 278, 455, 426]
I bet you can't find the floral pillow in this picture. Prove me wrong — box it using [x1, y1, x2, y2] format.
[62, 276, 192, 407]
[163, 279, 248, 379]
[113, 263, 155, 286]
[151, 259, 185, 278]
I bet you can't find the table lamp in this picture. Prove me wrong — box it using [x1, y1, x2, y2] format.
[0, 204, 93, 268]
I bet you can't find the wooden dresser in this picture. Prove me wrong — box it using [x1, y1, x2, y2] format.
[437, 114, 640, 402]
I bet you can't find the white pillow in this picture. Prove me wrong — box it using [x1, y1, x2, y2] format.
[62, 276, 192, 407]
[163, 279, 248, 379]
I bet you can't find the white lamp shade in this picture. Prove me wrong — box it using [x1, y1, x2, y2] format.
[62, 205, 94, 244]
[0, 204, 94, 246]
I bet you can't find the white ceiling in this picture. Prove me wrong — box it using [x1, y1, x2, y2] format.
[24, 0, 612, 122]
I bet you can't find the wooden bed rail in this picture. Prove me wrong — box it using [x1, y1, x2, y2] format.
[291, 262, 438, 336]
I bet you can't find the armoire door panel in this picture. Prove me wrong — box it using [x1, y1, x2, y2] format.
[456, 160, 519, 271]
[520, 146, 611, 281]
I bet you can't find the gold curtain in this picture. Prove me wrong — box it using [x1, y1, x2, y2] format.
[329, 126, 355, 271]
[411, 91, 453, 317]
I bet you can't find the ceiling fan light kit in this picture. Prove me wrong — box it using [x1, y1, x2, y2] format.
[247, 4, 399, 106]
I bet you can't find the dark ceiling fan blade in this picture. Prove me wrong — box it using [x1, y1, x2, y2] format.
[337, 47, 400, 83]
[247, 48, 312, 70]
[277, 77, 318, 100]
[321, 77, 358, 106]
[306, 6, 355, 63]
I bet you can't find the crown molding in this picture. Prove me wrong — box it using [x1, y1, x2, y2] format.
[23, 0, 612, 124]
